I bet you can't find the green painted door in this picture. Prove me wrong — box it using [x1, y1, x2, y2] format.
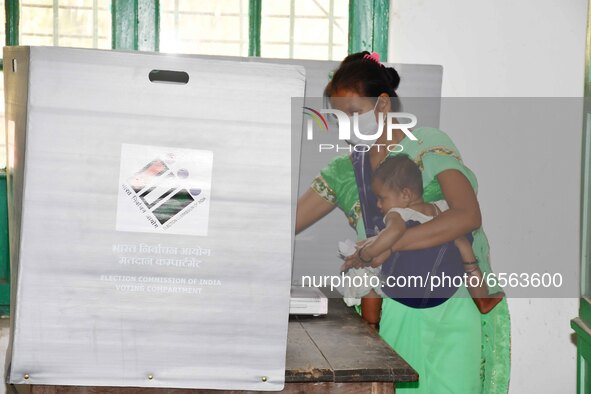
[572, 2, 591, 393]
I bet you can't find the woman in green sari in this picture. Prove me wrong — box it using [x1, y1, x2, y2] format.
[295, 52, 511, 393]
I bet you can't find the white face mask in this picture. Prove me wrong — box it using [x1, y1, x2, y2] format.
[346, 99, 384, 146]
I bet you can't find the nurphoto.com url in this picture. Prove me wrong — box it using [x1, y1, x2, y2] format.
[300, 272, 563, 293]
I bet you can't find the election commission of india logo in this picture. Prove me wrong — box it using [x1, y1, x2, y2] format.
[116, 143, 213, 236]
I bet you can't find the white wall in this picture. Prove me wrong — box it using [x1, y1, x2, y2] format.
[389, 1, 588, 393]
[390, 0, 587, 97]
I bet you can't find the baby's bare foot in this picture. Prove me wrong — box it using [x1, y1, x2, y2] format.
[474, 292, 505, 314]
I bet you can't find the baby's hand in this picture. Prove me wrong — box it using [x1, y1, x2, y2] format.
[341, 253, 364, 273]
[341, 237, 383, 272]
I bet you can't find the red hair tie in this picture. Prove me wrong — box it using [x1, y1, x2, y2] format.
[363, 51, 381, 65]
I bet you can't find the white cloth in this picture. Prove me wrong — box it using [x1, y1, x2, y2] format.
[338, 240, 386, 306]
[383, 199, 449, 225]
[340, 200, 449, 306]
[342, 266, 386, 306]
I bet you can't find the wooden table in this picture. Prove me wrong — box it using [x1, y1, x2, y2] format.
[30, 293, 418, 394]
[283, 293, 418, 393]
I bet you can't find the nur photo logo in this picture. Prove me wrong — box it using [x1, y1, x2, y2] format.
[303, 106, 418, 153]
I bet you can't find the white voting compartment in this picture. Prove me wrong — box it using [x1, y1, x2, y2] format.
[4, 46, 304, 390]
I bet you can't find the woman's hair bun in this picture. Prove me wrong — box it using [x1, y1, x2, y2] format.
[383, 66, 401, 91]
[341, 51, 370, 66]
[326, 51, 401, 99]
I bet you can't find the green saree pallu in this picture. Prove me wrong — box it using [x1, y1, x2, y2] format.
[311, 127, 511, 394]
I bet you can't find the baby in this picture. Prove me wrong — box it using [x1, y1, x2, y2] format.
[342, 154, 504, 328]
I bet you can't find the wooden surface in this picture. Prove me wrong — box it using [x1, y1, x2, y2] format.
[31, 382, 395, 394]
[30, 291, 418, 393]
[286, 296, 418, 383]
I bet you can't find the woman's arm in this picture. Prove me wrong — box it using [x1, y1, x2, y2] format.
[392, 169, 482, 251]
[295, 187, 337, 234]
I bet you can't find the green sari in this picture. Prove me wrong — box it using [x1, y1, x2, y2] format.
[311, 127, 511, 393]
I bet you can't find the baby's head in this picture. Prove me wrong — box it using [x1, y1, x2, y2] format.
[372, 155, 423, 214]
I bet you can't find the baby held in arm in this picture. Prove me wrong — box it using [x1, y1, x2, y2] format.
[342, 155, 505, 328]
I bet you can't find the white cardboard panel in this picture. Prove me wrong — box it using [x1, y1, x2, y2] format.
[4, 46, 305, 390]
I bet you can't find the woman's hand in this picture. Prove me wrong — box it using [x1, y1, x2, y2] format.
[340, 248, 391, 272]
[341, 237, 392, 272]
[341, 252, 365, 273]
